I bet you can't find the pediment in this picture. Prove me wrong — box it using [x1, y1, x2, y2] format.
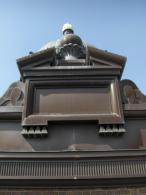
[17, 44, 126, 81]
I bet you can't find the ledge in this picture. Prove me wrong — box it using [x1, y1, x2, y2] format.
[0, 150, 146, 187]
[0, 106, 22, 120]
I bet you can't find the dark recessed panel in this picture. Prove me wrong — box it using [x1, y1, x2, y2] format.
[34, 87, 111, 115]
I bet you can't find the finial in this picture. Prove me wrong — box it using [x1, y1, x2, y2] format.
[62, 23, 74, 35]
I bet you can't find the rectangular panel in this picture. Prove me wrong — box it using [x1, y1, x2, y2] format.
[34, 87, 111, 115]
[22, 79, 124, 126]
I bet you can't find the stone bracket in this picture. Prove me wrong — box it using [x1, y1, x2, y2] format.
[21, 126, 48, 137]
[99, 124, 126, 136]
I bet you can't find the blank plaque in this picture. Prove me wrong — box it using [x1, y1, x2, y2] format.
[34, 87, 111, 115]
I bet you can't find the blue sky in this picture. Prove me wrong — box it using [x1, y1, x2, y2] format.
[0, 0, 146, 96]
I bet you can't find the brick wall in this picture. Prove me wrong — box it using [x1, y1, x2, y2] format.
[0, 187, 146, 195]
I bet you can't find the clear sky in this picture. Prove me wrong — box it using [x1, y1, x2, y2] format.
[0, 0, 146, 96]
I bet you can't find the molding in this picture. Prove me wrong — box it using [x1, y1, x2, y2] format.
[0, 150, 146, 187]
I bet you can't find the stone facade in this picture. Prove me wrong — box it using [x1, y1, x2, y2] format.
[0, 24, 146, 190]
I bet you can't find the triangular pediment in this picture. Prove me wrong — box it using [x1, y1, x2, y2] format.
[17, 43, 126, 81]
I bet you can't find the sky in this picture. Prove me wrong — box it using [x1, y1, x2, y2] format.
[0, 0, 146, 96]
